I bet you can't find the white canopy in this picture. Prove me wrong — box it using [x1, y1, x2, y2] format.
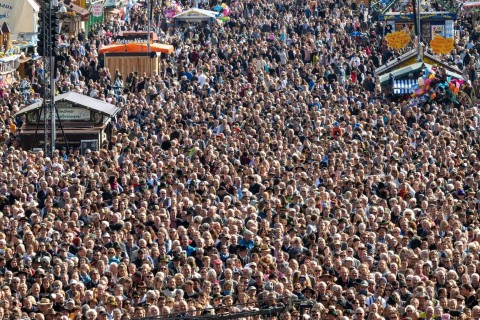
[174, 8, 217, 22]
[0, 0, 40, 36]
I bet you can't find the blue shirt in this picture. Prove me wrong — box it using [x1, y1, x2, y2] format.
[182, 245, 196, 257]
[239, 238, 254, 250]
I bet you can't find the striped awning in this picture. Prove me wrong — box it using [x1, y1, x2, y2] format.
[393, 79, 416, 95]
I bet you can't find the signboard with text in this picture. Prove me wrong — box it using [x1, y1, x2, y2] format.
[42, 102, 91, 121]
[379, 12, 456, 21]
[91, 2, 103, 17]
[114, 32, 157, 44]
[115, 36, 153, 44]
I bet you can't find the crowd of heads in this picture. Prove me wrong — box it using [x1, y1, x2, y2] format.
[0, 0, 480, 319]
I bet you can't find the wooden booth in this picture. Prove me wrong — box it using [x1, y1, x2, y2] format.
[104, 52, 160, 81]
[60, 3, 90, 36]
[14, 92, 121, 150]
[99, 39, 174, 83]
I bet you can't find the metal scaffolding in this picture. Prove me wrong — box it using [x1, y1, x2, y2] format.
[32, 1, 69, 156]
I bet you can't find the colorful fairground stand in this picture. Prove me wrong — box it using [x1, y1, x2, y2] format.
[375, 47, 469, 106]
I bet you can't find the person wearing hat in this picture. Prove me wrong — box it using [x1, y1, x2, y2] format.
[44, 308, 57, 320]
[259, 243, 271, 256]
[211, 292, 223, 308]
[101, 232, 111, 246]
[216, 303, 230, 315]
[168, 254, 183, 275]
[247, 286, 257, 299]
[216, 233, 231, 251]
[236, 245, 251, 266]
[38, 298, 53, 313]
[105, 296, 119, 313]
[376, 221, 389, 243]
[326, 307, 339, 320]
[302, 286, 315, 301]
[98, 308, 109, 320]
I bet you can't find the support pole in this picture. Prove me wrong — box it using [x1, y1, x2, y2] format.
[147, 0, 152, 53]
[417, 0, 422, 62]
[50, 55, 56, 155]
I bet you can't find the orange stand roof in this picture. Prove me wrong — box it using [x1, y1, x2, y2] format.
[99, 43, 174, 54]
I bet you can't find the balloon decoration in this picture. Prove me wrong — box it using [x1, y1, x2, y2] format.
[165, 1, 183, 18]
[385, 31, 411, 49]
[408, 66, 464, 106]
[214, 3, 231, 24]
[430, 36, 455, 55]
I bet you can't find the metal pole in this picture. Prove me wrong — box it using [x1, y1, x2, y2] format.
[417, 0, 421, 62]
[147, 0, 151, 53]
[50, 55, 56, 155]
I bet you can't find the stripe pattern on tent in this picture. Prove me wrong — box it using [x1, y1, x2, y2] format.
[393, 79, 417, 95]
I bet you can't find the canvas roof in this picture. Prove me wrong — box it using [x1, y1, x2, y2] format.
[378, 62, 465, 83]
[14, 92, 121, 117]
[174, 8, 218, 20]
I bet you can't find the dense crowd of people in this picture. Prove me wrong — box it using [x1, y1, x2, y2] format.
[1, 0, 480, 319]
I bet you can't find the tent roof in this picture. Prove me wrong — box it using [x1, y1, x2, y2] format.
[174, 8, 217, 20]
[375, 49, 418, 76]
[27, 0, 40, 12]
[14, 92, 121, 117]
[67, 3, 90, 18]
[379, 62, 465, 83]
[99, 42, 174, 54]
[375, 48, 464, 79]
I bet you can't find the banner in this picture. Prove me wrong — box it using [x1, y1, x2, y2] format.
[385, 31, 410, 49]
[91, 2, 103, 17]
[444, 20, 454, 39]
[430, 36, 454, 54]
